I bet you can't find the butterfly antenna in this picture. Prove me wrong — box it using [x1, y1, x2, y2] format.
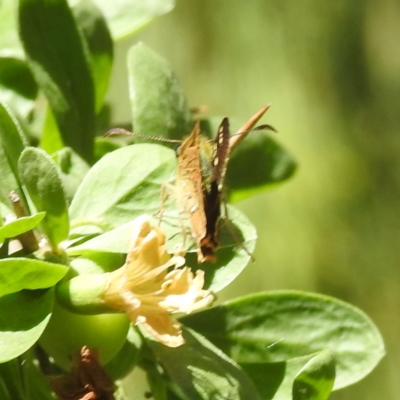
[104, 128, 182, 144]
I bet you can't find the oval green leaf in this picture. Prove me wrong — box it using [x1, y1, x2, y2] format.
[128, 43, 192, 141]
[0, 258, 68, 297]
[0, 212, 45, 243]
[69, 143, 176, 231]
[181, 291, 385, 390]
[18, 147, 69, 248]
[0, 289, 54, 363]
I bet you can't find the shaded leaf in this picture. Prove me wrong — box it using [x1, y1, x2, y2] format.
[128, 43, 192, 141]
[21, 350, 57, 400]
[293, 349, 335, 400]
[0, 258, 68, 297]
[104, 325, 143, 380]
[72, 0, 113, 112]
[18, 147, 69, 248]
[0, 289, 54, 363]
[0, 55, 38, 99]
[0, 359, 25, 400]
[18, 0, 95, 162]
[146, 327, 262, 400]
[52, 147, 90, 203]
[181, 291, 385, 390]
[205, 117, 297, 202]
[0, 102, 27, 177]
[0, 103, 27, 208]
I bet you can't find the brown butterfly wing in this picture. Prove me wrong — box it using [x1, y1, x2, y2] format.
[176, 122, 209, 260]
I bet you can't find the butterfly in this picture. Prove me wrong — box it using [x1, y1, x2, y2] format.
[105, 105, 274, 263]
[176, 105, 274, 263]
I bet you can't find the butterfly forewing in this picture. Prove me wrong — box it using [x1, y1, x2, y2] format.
[176, 122, 208, 258]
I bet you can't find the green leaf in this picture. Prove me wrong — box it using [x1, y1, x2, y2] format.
[40, 107, 64, 156]
[21, 350, 56, 400]
[0, 358, 25, 400]
[128, 43, 192, 141]
[0, 102, 27, 207]
[0, 289, 54, 363]
[69, 143, 176, 232]
[67, 205, 256, 293]
[52, 147, 90, 203]
[0, 258, 68, 297]
[71, 0, 175, 41]
[0, 212, 45, 243]
[240, 355, 315, 400]
[18, 147, 69, 248]
[0, 56, 38, 99]
[181, 291, 385, 391]
[0, 102, 27, 177]
[227, 130, 297, 201]
[93, 136, 123, 162]
[146, 327, 262, 400]
[69, 142, 256, 292]
[104, 325, 143, 380]
[0, 0, 21, 51]
[292, 349, 335, 400]
[72, 0, 113, 112]
[18, 0, 96, 162]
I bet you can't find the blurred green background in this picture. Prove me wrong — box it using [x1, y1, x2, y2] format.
[106, 1, 399, 399]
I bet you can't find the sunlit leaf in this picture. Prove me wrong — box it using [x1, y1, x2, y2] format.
[0, 258, 68, 297]
[69, 143, 176, 232]
[69, 0, 175, 40]
[182, 291, 385, 391]
[0, 212, 45, 243]
[0, 0, 21, 51]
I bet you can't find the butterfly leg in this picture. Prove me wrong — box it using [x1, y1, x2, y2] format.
[222, 201, 255, 262]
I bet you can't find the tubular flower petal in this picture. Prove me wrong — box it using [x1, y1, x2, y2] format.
[103, 215, 214, 347]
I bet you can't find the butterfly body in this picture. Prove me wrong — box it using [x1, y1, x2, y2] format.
[176, 119, 230, 263]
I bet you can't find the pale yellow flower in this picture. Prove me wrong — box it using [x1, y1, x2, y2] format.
[103, 215, 214, 347]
